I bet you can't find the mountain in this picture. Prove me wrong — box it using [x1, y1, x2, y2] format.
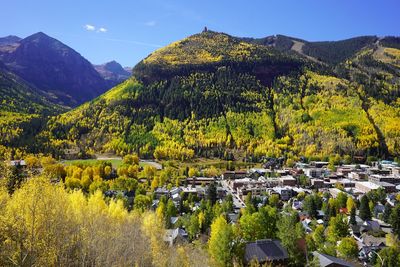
[0, 35, 21, 46]
[0, 32, 110, 107]
[94, 60, 131, 86]
[4, 30, 400, 162]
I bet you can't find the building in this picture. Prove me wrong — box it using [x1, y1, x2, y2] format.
[310, 161, 329, 168]
[163, 228, 188, 246]
[222, 170, 247, 180]
[336, 179, 355, 188]
[311, 179, 324, 188]
[185, 177, 216, 185]
[304, 168, 325, 178]
[238, 186, 267, 199]
[376, 182, 397, 193]
[244, 239, 288, 266]
[279, 176, 297, 186]
[348, 171, 368, 180]
[272, 187, 293, 201]
[312, 252, 354, 267]
[355, 181, 381, 194]
[369, 175, 400, 185]
[9, 160, 26, 166]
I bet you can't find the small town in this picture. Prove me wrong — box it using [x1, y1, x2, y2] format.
[150, 159, 400, 266]
[6, 156, 400, 266]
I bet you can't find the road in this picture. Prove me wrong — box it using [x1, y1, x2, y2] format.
[221, 179, 245, 210]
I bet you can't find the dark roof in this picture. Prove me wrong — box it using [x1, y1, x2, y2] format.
[245, 239, 288, 263]
[313, 252, 354, 267]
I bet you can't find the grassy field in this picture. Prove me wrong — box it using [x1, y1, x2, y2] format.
[62, 158, 123, 168]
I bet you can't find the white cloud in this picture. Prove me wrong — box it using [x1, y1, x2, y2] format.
[98, 27, 107, 33]
[84, 24, 96, 31]
[144, 21, 156, 27]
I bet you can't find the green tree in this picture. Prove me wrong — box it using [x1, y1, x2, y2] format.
[123, 154, 139, 165]
[383, 203, 392, 223]
[337, 237, 358, 259]
[390, 204, 400, 237]
[303, 195, 318, 218]
[336, 192, 348, 209]
[268, 194, 280, 208]
[207, 182, 217, 205]
[186, 213, 200, 240]
[208, 215, 234, 267]
[377, 247, 400, 267]
[349, 207, 357, 225]
[313, 225, 325, 249]
[277, 213, 305, 266]
[359, 195, 372, 221]
[239, 205, 278, 241]
[133, 194, 151, 211]
[326, 215, 349, 243]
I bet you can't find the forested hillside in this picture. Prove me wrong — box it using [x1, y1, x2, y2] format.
[27, 30, 398, 163]
[1, 30, 399, 163]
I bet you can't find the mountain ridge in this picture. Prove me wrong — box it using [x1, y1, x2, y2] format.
[0, 32, 111, 107]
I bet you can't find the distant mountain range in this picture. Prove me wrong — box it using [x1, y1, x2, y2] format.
[0, 32, 131, 109]
[94, 60, 131, 85]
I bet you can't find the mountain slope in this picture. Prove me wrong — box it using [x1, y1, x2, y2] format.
[10, 31, 400, 161]
[245, 35, 379, 65]
[0, 32, 109, 106]
[0, 63, 65, 114]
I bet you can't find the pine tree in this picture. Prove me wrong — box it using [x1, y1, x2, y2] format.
[349, 207, 357, 225]
[359, 195, 372, 221]
[390, 204, 400, 237]
[383, 203, 392, 223]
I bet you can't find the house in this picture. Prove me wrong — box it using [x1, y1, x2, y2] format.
[292, 200, 303, 210]
[273, 187, 293, 201]
[163, 228, 188, 246]
[363, 220, 382, 233]
[9, 160, 26, 166]
[227, 213, 239, 224]
[154, 187, 170, 199]
[312, 252, 354, 267]
[170, 216, 179, 226]
[373, 204, 385, 217]
[244, 239, 288, 266]
[386, 194, 397, 206]
[358, 234, 386, 261]
[301, 219, 312, 233]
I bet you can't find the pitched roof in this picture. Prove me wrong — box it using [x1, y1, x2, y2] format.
[313, 252, 354, 267]
[361, 234, 386, 247]
[245, 239, 288, 263]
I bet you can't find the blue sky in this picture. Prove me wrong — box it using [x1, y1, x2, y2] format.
[1, 0, 399, 67]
